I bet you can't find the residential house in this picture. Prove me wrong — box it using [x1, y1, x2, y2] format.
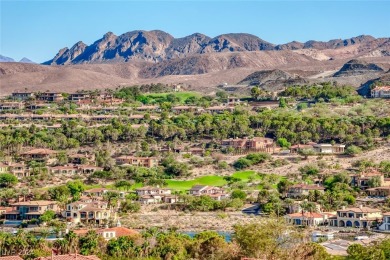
[68, 153, 95, 165]
[0, 207, 13, 217]
[188, 185, 229, 201]
[226, 96, 241, 106]
[83, 188, 109, 198]
[313, 144, 345, 154]
[136, 105, 160, 112]
[115, 156, 158, 168]
[73, 226, 138, 240]
[7, 162, 29, 179]
[4, 200, 58, 220]
[36, 254, 101, 260]
[378, 212, 390, 231]
[11, 92, 34, 101]
[25, 103, 51, 111]
[366, 186, 390, 197]
[289, 142, 318, 153]
[287, 184, 325, 199]
[351, 170, 390, 190]
[371, 86, 390, 98]
[20, 148, 57, 162]
[64, 200, 116, 224]
[0, 102, 24, 111]
[285, 212, 332, 226]
[36, 92, 64, 102]
[69, 93, 91, 101]
[171, 106, 202, 114]
[135, 186, 172, 204]
[49, 165, 79, 175]
[328, 206, 382, 228]
[206, 106, 234, 114]
[221, 137, 274, 153]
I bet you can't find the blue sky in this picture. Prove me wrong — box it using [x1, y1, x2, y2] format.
[1, 0, 389, 63]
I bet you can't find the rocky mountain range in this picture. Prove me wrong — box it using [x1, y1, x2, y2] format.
[43, 30, 390, 65]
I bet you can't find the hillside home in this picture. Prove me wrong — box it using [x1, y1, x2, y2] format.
[313, 144, 345, 154]
[11, 92, 34, 100]
[371, 86, 390, 98]
[136, 105, 160, 112]
[0, 102, 24, 111]
[64, 201, 115, 224]
[171, 106, 202, 114]
[36, 92, 64, 102]
[226, 96, 241, 106]
[221, 137, 274, 153]
[83, 188, 109, 198]
[4, 200, 58, 220]
[135, 186, 172, 204]
[351, 171, 390, 190]
[289, 142, 318, 153]
[285, 212, 333, 226]
[206, 106, 234, 114]
[69, 93, 91, 101]
[378, 212, 390, 231]
[68, 153, 95, 165]
[188, 185, 229, 201]
[20, 148, 57, 162]
[287, 184, 325, 198]
[25, 103, 51, 111]
[328, 206, 382, 228]
[73, 226, 138, 240]
[366, 186, 390, 197]
[36, 254, 100, 260]
[115, 156, 158, 168]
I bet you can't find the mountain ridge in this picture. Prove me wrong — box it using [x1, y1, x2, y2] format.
[44, 30, 388, 65]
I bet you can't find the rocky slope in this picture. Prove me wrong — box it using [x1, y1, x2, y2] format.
[333, 59, 384, 77]
[44, 31, 389, 65]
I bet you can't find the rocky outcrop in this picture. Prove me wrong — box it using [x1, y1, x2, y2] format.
[333, 59, 384, 77]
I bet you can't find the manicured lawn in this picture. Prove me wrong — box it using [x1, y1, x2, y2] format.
[165, 176, 227, 191]
[231, 171, 261, 181]
[145, 92, 201, 103]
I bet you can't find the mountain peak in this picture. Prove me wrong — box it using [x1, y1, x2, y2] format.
[19, 57, 35, 63]
[43, 30, 388, 65]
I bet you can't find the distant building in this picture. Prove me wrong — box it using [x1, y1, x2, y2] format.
[115, 156, 158, 168]
[65, 200, 115, 224]
[287, 184, 325, 198]
[4, 200, 58, 220]
[378, 212, 390, 231]
[188, 185, 229, 201]
[20, 148, 57, 162]
[328, 206, 382, 228]
[69, 93, 91, 101]
[11, 92, 34, 101]
[0, 102, 24, 111]
[36, 254, 100, 260]
[371, 86, 390, 98]
[36, 92, 64, 102]
[73, 226, 138, 240]
[285, 212, 332, 226]
[351, 170, 390, 190]
[289, 143, 345, 154]
[366, 186, 390, 197]
[135, 186, 172, 204]
[221, 137, 274, 153]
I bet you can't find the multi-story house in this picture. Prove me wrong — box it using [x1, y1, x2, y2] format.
[64, 200, 116, 224]
[135, 186, 172, 204]
[36, 92, 64, 102]
[350, 170, 390, 190]
[69, 93, 91, 101]
[188, 185, 229, 201]
[371, 86, 390, 98]
[285, 212, 333, 226]
[115, 156, 158, 168]
[286, 184, 325, 198]
[0, 102, 24, 111]
[20, 148, 57, 162]
[221, 137, 274, 153]
[4, 200, 58, 220]
[378, 212, 390, 231]
[11, 92, 34, 101]
[328, 206, 382, 228]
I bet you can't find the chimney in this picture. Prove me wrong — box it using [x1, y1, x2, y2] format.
[342, 206, 346, 210]
[359, 205, 363, 209]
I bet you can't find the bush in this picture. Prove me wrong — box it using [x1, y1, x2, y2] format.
[231, 190, 247, 200]
[345, 145, 362, 156]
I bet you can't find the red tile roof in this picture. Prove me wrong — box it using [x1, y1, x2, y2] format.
[0, 256, 23, 260]
[36, 254, 100, 260]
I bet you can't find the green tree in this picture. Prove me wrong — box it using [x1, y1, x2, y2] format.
[39, 210, 56, 223]
[0, 173, 18, 187]
[231, 190, 247, 200]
